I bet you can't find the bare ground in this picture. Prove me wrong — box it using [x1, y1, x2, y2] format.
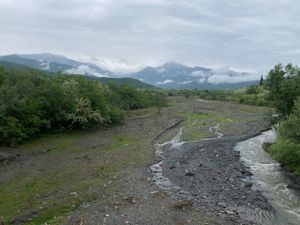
[0, 96, 272, 225]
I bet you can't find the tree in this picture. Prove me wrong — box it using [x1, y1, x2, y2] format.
[67, 98, 104, 129]
[259, 75, 264, 86]
[266, 64, 300, 117]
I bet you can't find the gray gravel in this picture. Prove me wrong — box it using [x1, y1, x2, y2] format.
[160, 124, 272, 225]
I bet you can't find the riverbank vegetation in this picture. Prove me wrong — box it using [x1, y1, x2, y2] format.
[264, 64, 300, 175]
[166, 82, 271, 107]
[167, 64, 300, 176]
[0, 67, 167, 145]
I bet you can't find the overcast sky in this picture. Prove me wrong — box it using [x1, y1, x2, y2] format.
[0, 0, 299, 74]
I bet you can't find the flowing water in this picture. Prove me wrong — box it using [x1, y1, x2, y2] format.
[235, 130, 300, 225]
[150, 124, 223, 198]
[151, 126, 300, 225]
[150, 128, 185, 194]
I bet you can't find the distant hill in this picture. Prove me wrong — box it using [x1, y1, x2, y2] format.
[97, 77, 157, 89]
[0, 61, 155, 89]
[0, 54, 113, 77]
[127, 62, 259, 89]
[0, 60, 32, 71]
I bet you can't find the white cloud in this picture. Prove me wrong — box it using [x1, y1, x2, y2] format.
[0, 0, 300, 75]
[198, 78, 206, 83]
[65, 65, 109, 77]
[39, 60, 50, 70]
[190, 71, 209, 78]
[182, 80, 193, 84]
[156, 79, 174, 85]
[207, 73, 259, 84]
[86, 57, 144, 75]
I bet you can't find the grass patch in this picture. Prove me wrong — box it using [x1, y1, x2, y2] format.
[181, 112, 240, 141]
[0, 130, 151, 224]
[183, 112, 239, 127]
[183, 130, 207, 141]
[112, 135, 133, 147]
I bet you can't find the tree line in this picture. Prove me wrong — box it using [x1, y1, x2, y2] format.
[0, 67, 167, 145]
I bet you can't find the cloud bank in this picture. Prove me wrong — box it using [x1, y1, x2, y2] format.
[0, 0, 299, 75]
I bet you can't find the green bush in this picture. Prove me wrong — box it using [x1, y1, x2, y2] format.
[0, 67, 167, 145]
[268, 98, 300, 175]
[269, 140, 300, 166]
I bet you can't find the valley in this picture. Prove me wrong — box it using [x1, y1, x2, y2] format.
[0, 96, 276, 225]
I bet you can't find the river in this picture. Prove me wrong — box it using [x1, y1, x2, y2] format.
[235, 130, 300, 225]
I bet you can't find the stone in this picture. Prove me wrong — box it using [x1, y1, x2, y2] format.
[217, 202, 227, 208]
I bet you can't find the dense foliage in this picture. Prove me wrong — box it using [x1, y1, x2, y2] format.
[265, 64, 300, 175]
[266, 64, 300, 118]
[0, 67, 167, 145]
[167, 85, 270, 107]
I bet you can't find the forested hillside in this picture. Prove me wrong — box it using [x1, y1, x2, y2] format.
[0, 67, 167, 145]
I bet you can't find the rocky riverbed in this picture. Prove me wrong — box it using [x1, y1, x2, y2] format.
[0, 97, 274, 225]
[160, 126, 271, 225]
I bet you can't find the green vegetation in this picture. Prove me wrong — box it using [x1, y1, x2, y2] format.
[0, 66, 167, 145]
[98, 77, 157, 89]
[0, 97, 176, 224]
[167, 84, 271, 107]
[267, 99, 300, 175]
[265, 64, 300, 118]
[264, 64, 300, 175]
[181, 111, 241, 141]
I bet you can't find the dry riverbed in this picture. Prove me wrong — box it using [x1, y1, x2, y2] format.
[0, 96, 272, 225]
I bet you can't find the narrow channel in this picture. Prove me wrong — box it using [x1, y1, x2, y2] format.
[235, 130, 300, 225]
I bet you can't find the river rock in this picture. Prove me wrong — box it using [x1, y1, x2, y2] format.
[0, 152, 14, 162]
[243, 182, 253, 188]
[287, 182, 300, 190]
[185, 172, 195, 177]
[217, 202, 227, 208]
[262, 142, 273, 152]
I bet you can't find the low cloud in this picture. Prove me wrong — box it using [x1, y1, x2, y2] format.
[87, 57, 144, 75]
[0, 0, 300, 75]
[156, 79, 174, 85]
[207, 73, 259, 84]
[182, 80, 193, 84]
[65, 65, 109, 77]
[190, 71, 210, 78]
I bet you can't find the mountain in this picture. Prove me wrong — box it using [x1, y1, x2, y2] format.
[128, 62, 259, 89]
[0, 60, 32, 71]
[0, 53, 259, 89]
[0, 60, 155, 89]
[95, 77, 157, 89]
[0, 54, 114, 77]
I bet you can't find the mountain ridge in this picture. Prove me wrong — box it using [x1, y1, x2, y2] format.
[127, 61, 258, 89]
[0, 53, 259, 89]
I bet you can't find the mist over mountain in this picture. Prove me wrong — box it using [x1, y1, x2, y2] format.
[0, 53, 259, 89]
[127, 62, 259, 89]
[0, 53, 114, 77]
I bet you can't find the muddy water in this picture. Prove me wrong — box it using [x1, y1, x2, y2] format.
[235, 130, 300, 225]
